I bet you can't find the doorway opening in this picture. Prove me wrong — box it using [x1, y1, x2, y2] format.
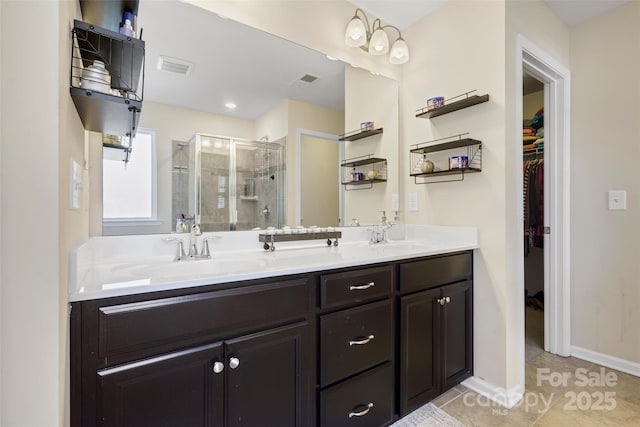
[522, 71, 545, 362]
[516, 35, 571, 392]
[296, 129, 344, 227]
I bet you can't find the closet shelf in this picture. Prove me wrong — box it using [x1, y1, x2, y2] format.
[338, 128, 383, 141]
[416, 92, 489, 119]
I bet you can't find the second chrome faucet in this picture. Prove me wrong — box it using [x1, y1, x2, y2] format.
[166, 224, 212, 261]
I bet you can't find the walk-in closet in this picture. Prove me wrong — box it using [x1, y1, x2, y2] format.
[523, 72, 545, 361]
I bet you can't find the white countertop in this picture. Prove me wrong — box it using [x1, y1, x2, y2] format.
[69, 225, 478, 302]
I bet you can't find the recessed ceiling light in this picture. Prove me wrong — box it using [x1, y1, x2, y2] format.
[225, 102, 237, 109]
[326, 55, 338, 61]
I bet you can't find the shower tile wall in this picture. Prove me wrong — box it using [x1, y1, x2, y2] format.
[200, 151, 231, 231]
[172, 142, 191, 231]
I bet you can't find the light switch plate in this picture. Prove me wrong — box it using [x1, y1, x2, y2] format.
[70, 159, 82, 210]
[407, 192, 418, 212]
[608, 190, 626, 210]
[391, 194, 399, 211]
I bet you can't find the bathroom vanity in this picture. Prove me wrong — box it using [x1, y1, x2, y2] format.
[69, 225, 477, 426]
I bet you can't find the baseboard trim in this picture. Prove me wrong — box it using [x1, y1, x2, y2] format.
[571, 346, 640, 377]
[461, 376, 524, 409]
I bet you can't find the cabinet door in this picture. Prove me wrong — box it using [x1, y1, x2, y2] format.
[441, 280, 473, 390]
[399, 288, 441, 415]
[98, 342, 224, 427]
[225, 322, 310, 427]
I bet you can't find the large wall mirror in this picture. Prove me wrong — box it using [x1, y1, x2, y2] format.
[97, 0, 399, 235]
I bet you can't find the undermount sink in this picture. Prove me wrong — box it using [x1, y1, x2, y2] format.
[129, 258, 268, 281]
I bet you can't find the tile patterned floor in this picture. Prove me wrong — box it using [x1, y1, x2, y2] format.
[434, 353, 640, 426]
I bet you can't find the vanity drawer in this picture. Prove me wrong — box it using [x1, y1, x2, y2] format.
[320, 300, 392, 386]
[320, 362, 394, 427]
[399, 252, 472, 294]
[95, 278, 311, 364]
[320, 265, 393, 309]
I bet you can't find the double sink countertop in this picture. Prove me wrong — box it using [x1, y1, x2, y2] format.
[69, 224, 478, 302]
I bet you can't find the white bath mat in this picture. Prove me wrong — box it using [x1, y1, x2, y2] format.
[391, 403, 465, 427]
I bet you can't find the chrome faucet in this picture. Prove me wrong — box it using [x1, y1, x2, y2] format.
[164, 226, 212, 261]
[369, 226, 387, 244]
[352, 218, 360, 226]
[164, 237, 187, 261]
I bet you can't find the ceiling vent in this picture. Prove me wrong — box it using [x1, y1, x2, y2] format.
[157, 55, 194, 76]
[290, 73, 319, 88]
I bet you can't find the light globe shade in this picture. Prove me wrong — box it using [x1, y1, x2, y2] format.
[368, 28, 389, 55]
[389, 38, 409, 64]
[345, 16, 367, 47]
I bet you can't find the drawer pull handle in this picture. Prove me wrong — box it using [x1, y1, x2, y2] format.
[349, 282, 375, 291]
[348, 402, 374, 418]
[349, 334, 375, 346]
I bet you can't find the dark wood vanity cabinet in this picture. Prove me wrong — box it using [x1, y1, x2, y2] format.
[71, 277, 314, 427]
[71, 250, 474, 426]
[318, 266, 395, 427]
[399, 253, 473, 416]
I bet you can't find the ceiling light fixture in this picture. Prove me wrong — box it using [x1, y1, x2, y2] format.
[344, 8, 409, 65]
[225, 102, 237, 109]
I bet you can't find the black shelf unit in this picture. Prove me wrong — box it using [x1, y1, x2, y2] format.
[70, 18, 145, 156]
[410, 136, 482, 184]
[341, 156, 387, 190]
[416, 93, 489, 119]
[338, 128, 383, 142]
[79, 0, 139, 33]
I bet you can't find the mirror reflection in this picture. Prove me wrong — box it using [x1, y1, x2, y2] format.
[100, 0, 398, 235]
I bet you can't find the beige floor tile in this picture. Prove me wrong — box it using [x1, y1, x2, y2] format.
[534, 394, 640, 426]
[598, 368, 640, 407]
[454, 384, 470, 394]
[440, 390, 544, 427]
[432, 387, 462, 408]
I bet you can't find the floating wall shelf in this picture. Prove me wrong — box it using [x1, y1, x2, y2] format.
[416, 93, 489, 119]
[341, 155, 387, 190]
[410, 135, 482, 184]
[338, 128, 383, 142]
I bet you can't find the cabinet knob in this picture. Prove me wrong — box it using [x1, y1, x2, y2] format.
[212, 361, 224, 374]
[229, 357, 240, 369]
[438, 296, 451, 305]
[349, 282, 375, 291]
[349, 334, 375, 346]
[348, 402, 374, 418]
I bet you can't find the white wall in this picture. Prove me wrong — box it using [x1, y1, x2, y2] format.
[255, 99, 288, 142]
[505, 0, 571, 393]
[185, 0, 401, 82]
[570, 1, 640, 364]
[345, 66, 399, 225]
[1, 1, 63, 425]
[402, 0, 509, 390]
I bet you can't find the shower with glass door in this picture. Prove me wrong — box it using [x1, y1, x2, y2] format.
[176, 133, 285, 231]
